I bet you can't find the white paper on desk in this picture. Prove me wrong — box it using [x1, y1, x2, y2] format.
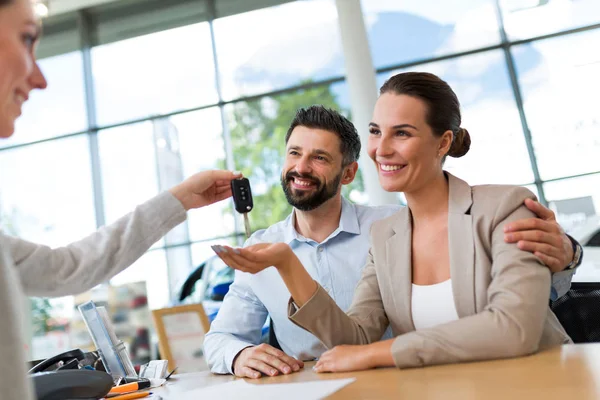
[178, 378, 355, 400]
[149, 378, 166, 388]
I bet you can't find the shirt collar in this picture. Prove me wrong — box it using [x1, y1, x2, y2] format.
[338, 196, 361, 235]
[281, 196, 361, 244]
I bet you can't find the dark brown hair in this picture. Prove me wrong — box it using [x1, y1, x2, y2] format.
[286, 105, 361, 166]
[379, 72, 471, 158]
[0, 0, 13, 7]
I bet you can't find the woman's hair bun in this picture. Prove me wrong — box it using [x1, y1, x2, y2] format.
[447, 127, 471, 158]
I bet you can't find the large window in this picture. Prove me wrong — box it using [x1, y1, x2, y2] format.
[169, 109, 233, 242]
[0, 137, 96, 245]
[513, 29, 600, 181]
[2, 52, 87, 148]
[99, 122, 161, 226]
[362, 0, 501, 68]
[110, 249, 169, 310]
[214, 0, 345, 100]
[92, 23, 218, 127]
[544, 173, 600, 283]
[0, 137, 96, 361]
[3, 0, 599, 360]
[545, 173, 600, 226]
[500, 0, 600, 40]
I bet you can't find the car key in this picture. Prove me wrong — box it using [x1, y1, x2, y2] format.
[231, 177, 253, 238]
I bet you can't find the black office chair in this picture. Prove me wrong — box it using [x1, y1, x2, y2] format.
[550, 282, 600, 343]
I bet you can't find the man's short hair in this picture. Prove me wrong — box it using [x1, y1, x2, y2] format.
[285, 106, 361, 166]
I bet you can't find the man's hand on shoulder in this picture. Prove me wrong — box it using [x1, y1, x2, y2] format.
[504, 198, 575, 273]
[232, 343, 304, 379]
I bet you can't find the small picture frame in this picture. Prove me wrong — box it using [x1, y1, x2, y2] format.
[151, 304, 211, 373]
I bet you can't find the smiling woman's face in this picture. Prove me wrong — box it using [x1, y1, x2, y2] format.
[367, 93, 451, 194]
[0, 0, 47, 138]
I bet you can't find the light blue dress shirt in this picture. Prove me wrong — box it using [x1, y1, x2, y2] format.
[203, 197, 574, 374]
[203, 198, 400, 374]
[551, 268, 575, 301]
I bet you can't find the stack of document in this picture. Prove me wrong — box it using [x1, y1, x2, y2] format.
[177, 378, 356, 400]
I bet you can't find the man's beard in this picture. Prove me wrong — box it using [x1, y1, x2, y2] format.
[281, 170, 342, 211]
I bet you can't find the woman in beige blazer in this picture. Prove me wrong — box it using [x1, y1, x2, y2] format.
[213, 72, 572, 372]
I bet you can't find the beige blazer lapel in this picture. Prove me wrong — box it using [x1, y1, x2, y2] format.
[446, 172, 477, 317]
[385, 207, 416, 333]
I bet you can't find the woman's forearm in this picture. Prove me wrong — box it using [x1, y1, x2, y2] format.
[277, 250, 318, 307]
[366, 339, 396, 368]
[314, 339, 396, 373]
[12, 192, 186, 297]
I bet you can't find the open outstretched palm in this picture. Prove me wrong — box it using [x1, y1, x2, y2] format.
[211, 242, 293, 274]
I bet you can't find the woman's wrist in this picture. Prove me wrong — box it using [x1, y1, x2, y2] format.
[168, 184, 191, 211]
[274, 247, 318, 307]
[274, 246, 296, 273]
[365, 340, 395, 368]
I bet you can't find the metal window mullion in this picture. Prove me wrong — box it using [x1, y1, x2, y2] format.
[207, 0, 243, 245]
[494, 0, 547, 205]
[0, 74, 346, 154]
[539, 170, 600, 185]
[78, 11, 106, 228]
[147, 232, 247, 253]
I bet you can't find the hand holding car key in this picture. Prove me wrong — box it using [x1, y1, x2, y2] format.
[231, 177, 253, 238]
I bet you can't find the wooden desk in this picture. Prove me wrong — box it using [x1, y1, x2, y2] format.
[153, 343, 600, 399]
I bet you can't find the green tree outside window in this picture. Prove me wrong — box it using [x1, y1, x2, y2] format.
[225, 83, 365, 232]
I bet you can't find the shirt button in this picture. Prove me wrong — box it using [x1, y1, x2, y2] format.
[318, 247, 324, 253]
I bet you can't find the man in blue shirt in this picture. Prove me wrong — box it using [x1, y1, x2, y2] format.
[203, 106, 580, 379]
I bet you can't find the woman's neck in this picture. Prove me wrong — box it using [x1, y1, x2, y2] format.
[405, 172, 449, 222]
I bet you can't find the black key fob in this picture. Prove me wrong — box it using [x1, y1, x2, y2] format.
[231, 178, 253, 213]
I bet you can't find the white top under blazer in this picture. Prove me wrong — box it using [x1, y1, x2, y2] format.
[411, 279, 460, 330]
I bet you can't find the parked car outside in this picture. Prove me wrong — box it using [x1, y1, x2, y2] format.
[171, 255, 270, 340]
[569, 216, 600, 282]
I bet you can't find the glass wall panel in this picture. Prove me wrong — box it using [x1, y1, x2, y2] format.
[98, 121, 161, 229]
[361, 0, 500, 68]
[544, 173, 600, 283]
[545, 173, 600, 225]
[3, 52, 87, 148]
[92, 23, 218, 126]
[110, 249, 170, 310]
[513, 29, 600, 180]
[500, 0, 600, 40]
[0, 137, 96, 361]
[214, 0, 345, 100]
[7, 0, 599, 360]
[0, 136, 96, 245]
[169, 109, 235, 242]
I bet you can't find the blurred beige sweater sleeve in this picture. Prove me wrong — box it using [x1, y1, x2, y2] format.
[0, 191, 186, 400]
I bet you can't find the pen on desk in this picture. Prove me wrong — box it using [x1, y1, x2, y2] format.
[106, 391, 152, 400]
[109, 380, 151, 395]
[165, 367, 178, 380]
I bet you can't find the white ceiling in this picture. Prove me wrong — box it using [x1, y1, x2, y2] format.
[46, 0, 122, 16]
